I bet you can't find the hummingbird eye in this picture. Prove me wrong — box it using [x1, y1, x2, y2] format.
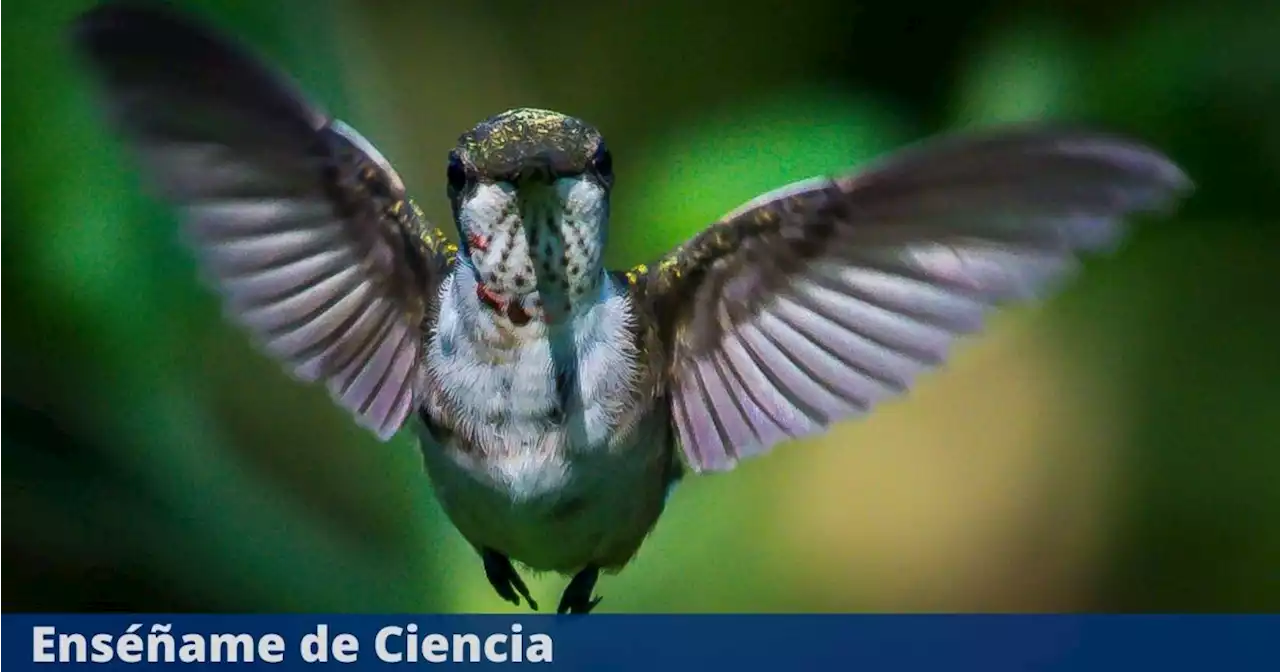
[446, 152, 467, 193]
[592, 142, 613, 180]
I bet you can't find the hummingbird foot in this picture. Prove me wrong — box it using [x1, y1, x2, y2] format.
[482, 549, 539, 611]
[557, 565, 602, 615]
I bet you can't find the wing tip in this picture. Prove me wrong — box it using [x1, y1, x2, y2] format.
[69, 0, 329, 135]
[1035, 127, 1196, 212]
[1001, 125, 1196, 206]
[1077, 134, 1195, 208]
[71, 1, 205, 60]
[922, 122, 1196, 197]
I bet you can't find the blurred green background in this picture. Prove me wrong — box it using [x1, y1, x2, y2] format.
[4, 0, 1280, 613]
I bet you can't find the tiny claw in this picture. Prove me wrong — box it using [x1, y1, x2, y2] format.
[482, 549, 539, 611]
[557, 594, 602, 615]
[512, 575, 539, 612]
[557, 566, 601, 615]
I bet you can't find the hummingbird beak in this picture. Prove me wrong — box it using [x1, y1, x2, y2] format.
[515, 150, 568, 185]
[518, 163, 552, 184]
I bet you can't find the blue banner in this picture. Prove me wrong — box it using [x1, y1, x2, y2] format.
[3, 615, 1277, 670]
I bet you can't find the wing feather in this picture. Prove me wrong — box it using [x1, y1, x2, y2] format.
[73, 3, 454, 440]
[634, 126, 1191, 472]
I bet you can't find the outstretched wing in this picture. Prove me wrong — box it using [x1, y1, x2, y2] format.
[633, 127, 1191, 472]
[72, 3, 455, 440]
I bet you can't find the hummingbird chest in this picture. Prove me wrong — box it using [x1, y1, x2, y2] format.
[415, 272, 676, 572]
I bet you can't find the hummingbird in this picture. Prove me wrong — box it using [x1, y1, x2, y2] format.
[72, 3, 1190, 614]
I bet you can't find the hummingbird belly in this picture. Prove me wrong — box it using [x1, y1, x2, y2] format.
[417, 413, 673, 573]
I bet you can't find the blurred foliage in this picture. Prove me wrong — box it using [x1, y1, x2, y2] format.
[4, 0, 1279, 613]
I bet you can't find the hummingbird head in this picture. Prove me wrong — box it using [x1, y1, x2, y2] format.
[448, 108, 614, 326]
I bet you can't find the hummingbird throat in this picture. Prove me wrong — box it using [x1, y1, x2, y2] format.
[475, 271, 534, 325]
[462, 178, 607, 327]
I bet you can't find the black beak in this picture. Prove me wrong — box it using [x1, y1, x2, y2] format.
[515, 149, 583, 185]
[517, 152, 554, 184]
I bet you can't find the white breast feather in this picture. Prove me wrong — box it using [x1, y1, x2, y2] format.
[425, 271, 641, 496]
